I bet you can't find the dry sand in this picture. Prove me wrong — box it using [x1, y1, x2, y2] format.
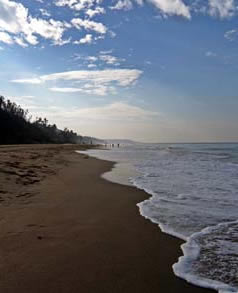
[0, 145, 214, 293]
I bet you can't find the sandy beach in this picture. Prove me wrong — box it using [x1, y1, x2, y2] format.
[0, 145, 214, 293]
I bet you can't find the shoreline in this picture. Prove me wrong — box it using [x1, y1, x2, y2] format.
[0, 145, 214, 292]
[78, 147, 223, 292]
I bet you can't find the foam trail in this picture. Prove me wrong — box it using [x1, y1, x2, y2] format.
[173, 221, 238, 293]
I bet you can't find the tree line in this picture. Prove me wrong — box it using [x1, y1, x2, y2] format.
[0, 95, 80, 144]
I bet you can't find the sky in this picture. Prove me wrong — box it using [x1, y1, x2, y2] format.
[1, 0, 238, 142]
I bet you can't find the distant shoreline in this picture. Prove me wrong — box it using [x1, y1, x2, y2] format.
[0, 145, 213, 292]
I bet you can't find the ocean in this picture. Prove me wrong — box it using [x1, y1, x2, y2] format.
[78, 143, 238, 293]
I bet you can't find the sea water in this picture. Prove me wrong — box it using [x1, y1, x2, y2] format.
[78, 143, 238, 293]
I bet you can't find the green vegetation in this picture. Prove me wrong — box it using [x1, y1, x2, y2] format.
[0, 95, 79, 144]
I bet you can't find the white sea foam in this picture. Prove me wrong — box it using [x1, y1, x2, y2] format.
[76, 149, 138, 186]
[77, 143, 238, 293]
[173, 221, 238, 293]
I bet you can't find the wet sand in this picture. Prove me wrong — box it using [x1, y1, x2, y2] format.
[0, 145, 214, 293]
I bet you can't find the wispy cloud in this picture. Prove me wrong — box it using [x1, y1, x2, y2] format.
[11, 78, 43, 84]
[208, 0, 236, 19]
[205, 51, 217, 57]
[32, 102, 158, 122]
[50, 85, 114, 96]
[55, 0, 103, 12]
[12, 69, 142, 85]
[99, 54, 125, 65]
[110, 0, 133, 11]
[224, 29, 238, 41]
[72, 102, 158, 121]
[39, 8, 51, 17]
[50, 87, 84, 93]
[76, 52, 126, 66]
[11, 69, 143, 95]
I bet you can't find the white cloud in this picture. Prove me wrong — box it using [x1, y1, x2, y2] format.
[108, 30, 116, 38]
[224, 29, 238, 41]
[100, 50, 113, 54]
[71, 18, 107, 34]
[32, 69, 140, 86]
[74, 33, 93, 44]
[111, 0, 190, 18]
[11, 69, 143, 95]
[48, 69, 140, 86]
[54, 37, 71, 46]
[20, 95, 35, 99]
[205, 51, 217, 57]
[108, 0, 238, 20]
[50, 87, 84, 93]
[110, 0, 133, 11]
[147, 0, 191, 18]
[99, 54, 124, 65]
[29, 18, 69, 45]
[145, 60, 152, 65]
[0, 0, 70, 46]
[86, 56, 98, 62]
[0, 31, 13, 44]
[55, 0, 103, 11]
[3, 0, 235, 52]
[208, 0, 235, 18]
[110, 0, 236, 19]
[50, 84, 113, 95]
[14, 36, 28, 47]
[83, 52, 125, 66]
[0, 0, 236, 52]
[11, 77, 42, 84]
[95, 34, 105, 40]
[55, 0, 106, 20]
[88, 63, 97, 68]
[39, 8, 51, 17]
[86, 6, 105, 18]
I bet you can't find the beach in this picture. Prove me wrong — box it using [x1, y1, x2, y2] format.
[0, 145, 214, 293]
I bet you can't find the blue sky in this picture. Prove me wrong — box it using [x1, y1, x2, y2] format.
[1, 0, 238, 142]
